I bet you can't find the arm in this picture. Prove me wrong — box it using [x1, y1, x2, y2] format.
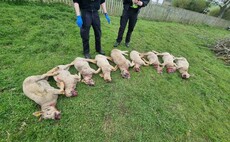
[73, 2, 81, 16]
[101, 2, 108, 14]
[142, 0, 150, 7]
[73, 2, 83, 28]
[136, 0, 150, 7]
[101, 1, 111, 24]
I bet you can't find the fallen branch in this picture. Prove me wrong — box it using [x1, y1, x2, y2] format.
[210, 38, 230, 65]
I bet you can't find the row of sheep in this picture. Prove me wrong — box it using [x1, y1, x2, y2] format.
[22, 49, 190, 120]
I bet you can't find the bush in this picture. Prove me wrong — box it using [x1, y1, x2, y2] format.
[189, 0, 207, 13]
[208, 6, 220, 17]
[223, 9, 230, 20]
[172, 0, 207, 13]
[208, 6, 230, 20]
[172, 0, 190, 9]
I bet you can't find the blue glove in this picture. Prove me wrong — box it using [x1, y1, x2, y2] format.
[104, 13, 110, 24]
[76, 16, 83, 28]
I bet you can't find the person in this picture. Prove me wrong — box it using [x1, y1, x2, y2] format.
[114, 0, 150, 48]
[73, 0, 111, 59]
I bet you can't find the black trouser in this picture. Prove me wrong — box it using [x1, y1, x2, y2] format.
[116, 7, 139, 43]
[80, 10, 101, 54]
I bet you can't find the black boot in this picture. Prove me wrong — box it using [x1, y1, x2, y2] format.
[96, 50, 105, 55]
[84, 53, 91, 59]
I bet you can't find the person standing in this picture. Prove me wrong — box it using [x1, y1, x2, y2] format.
[73, 0, 111, 59]
[114, 0, 150, 48]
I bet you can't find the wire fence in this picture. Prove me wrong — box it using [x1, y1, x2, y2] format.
[4, 0, 230, 28]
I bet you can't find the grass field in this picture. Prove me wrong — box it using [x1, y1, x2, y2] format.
[0, 1, 230, 142]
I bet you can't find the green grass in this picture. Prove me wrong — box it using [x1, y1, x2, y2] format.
[0, 1, 230, 142]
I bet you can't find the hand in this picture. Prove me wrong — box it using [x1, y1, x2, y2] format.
[104, 13, 110, 24]
[136, 1, 143, 6]
[76, 16, 83, 28]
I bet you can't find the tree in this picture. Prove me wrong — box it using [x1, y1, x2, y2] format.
[218, 0, 230, 18]
[208, 0, 230, 18]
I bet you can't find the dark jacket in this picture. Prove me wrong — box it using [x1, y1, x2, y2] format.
[73, 0, 105, 11]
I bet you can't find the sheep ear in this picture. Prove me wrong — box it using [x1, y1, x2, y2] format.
[33, 111, 43, 117]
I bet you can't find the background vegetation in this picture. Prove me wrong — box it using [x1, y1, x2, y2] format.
[222, 8, 230, 19]
[209, 5, 222, 16]
[172, 0, 230, 20]
[172, 0, 208, 13]
[0, 1, 230, 141]
[207, 1, 230, 20]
